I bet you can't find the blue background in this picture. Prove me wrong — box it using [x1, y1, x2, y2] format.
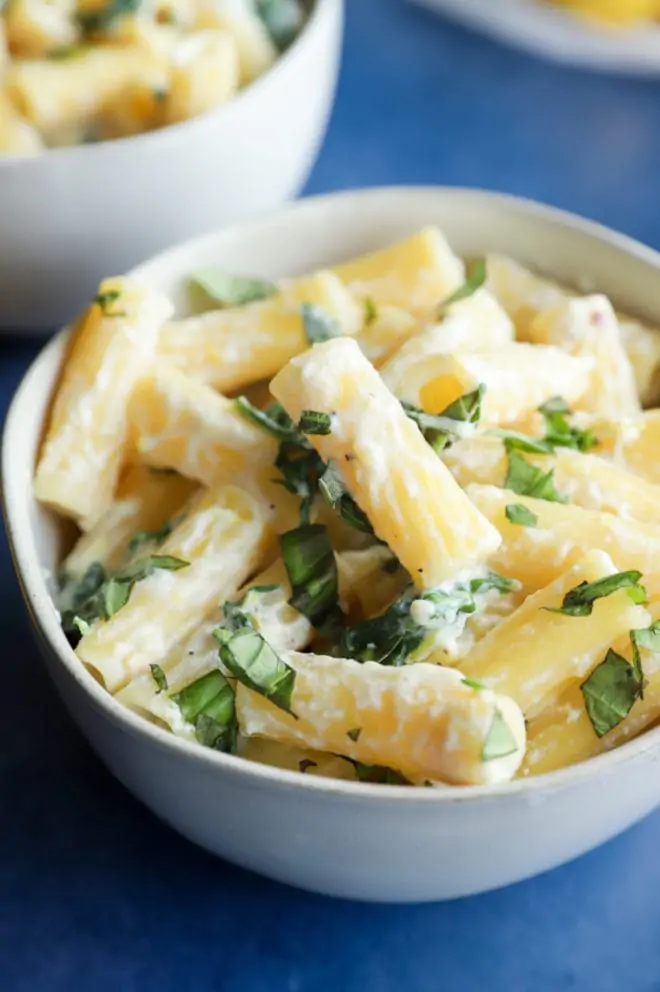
[3, 1, 660, 989]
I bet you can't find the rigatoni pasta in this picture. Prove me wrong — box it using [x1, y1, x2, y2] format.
[34, 226, 660, 788]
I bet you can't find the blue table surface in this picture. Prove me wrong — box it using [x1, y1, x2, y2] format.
[5, 2, 660, 989]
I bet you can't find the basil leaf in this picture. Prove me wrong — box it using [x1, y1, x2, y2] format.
[189, 269, 276, 307]
[280, 524, 339, 627]
[94, 289, 124, 316]
[72, 616, 91, 638]
[127, 515, 182, 558]
[505, 503, 538, 527]
[402, 385, 484, 453]
[77, 0, 140, 31]
[482, 709, 519, 761]
[103, 579, 131, 618]
[469, 572, 520, 596]
[103, 554, 189, 619]
[236, 397, 296, 439]
[215, 627, 297, 714]
[301, 302, 341, 345]
[580, 649, 644, 738]
[341, 590, 424, 667]
[631, 621, 660, 655]
[505, 451, 568, 503]
[298, 410, 333, 435]
[538, 397, 599, 453]
[490, 430, 553, 455]
[49, 44, 89, 60]
[544, 571, 647, 618]
[256, 0, 305, 50]
[363, 296, 378, 326]
[150, 664, 168, 693]
[171, 670, 237, 752]
[437, 258, 486, 314]
[318, 461, 374, 535]
[439, 383, 485, 424]
[347, 727, 362, 742]
[353, 763, 410, 785]
[462, 676, 485, 690]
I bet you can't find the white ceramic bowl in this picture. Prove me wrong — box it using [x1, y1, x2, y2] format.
[6, 187, 660, 904]
[0, 0, 342, 333]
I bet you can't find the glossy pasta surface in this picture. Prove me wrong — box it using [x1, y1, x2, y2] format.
[34, 228, 660, 787]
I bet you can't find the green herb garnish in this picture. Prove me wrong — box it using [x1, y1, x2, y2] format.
[236, 397, 297, 439]
[318, 461, 374, 535]
[171, 670, 237, 752]
[256, 0, 305, 50]
[437, 258, 487, 314]
[347, 727, 362, 742]
[544, 571, 647, 618]
[462, 676, 485, 690]
[94, 290, 124, 316]
[482, 709, 519, 762]
[363, 296, 378, 326]
[76, 0, 140, 32]
[301, 302, 341, 345]
[127, 516, 182, 558]
[298, 410, 333, 435]
[402, 384, 485, 453]
[215, 627, 297, 715]
[505, 450, 568, 503]
[102, 555, 189, 620]
[189, 269, 276, 307]
[580, 648, 644, 738]
[274, 440, 324, 525]
[280, 524, 339, 627]
[505, 503, 538, 527]
[150, 663, 168, 693]
[539, 397, 598, 453]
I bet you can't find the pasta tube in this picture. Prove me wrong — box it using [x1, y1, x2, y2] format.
[460, 550, 650, 718]
[620, 410, 660, 484]
[239, 739, 357, 781]
[467, 483, 660, 593]
[485, 253, 570, 338]
[77, 483, 271, 692]
[332, 227, 465, 313]
[336, 546, 408, 620]
[6, 44, 169, 144]
[158, 270, 362, 391]
[62, 464, 196, 579]
[163, 29, 239, 125]
[270, 338, 502, 587]
[355, 305, 418, 367]
[618, 319, 660, 407]
[393, 343, 591, 425]
[446, 436, 660, 524]
[3, 0, 77, 58]
[34, 279, 173, 530]
[0, 86, 43, 155]
[380, 289, 513, 398]
[193, 0, 277, 85]
[117, 558, 312, 732]
[528, 296, 640, 419]
[128, 364, 278, 484]
[235, 652, 527, 786]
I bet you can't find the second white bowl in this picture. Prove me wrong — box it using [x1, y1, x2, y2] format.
[0, 0, 342, 332]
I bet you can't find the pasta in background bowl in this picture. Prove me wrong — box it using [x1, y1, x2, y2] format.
[6, 186, 660, 903]
[0, 0, 341, 330]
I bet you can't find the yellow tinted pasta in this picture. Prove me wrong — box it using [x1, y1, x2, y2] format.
[34, 279, 172, 530]
[270, 337, 502, 587]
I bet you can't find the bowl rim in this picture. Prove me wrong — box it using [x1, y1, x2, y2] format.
[6, 183, 660, 805]
[0, 0, 336, 169]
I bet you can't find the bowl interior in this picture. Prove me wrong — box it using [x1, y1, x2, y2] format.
[7, 185, 660, 796]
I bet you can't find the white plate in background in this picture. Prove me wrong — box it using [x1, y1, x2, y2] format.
[411, 0, 660, 75]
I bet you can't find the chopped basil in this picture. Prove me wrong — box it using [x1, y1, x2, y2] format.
[94, 290, 123, 316]
[77, 0, 140, 31]
[72, 616, 91, 638]
[437, 258, 487, 314]
[280, 524, 339, 627]
[104, 554, 189, 620]
[127, 515, 182, 558]
[215, 627, 297, 714]
[580, 649, 644, 738]
[256, 0, 305, 50]
[505, 450, 568, 503]
[342, 571, 517, 667]
[538, 397, 598, 453]
[301, 302, 341, 345]
[299, 758, 318, 773]
[318, 461, 374, 535]
[491, 430, 553, 455]
[274, 440, 324, 525]
[505, 503, 538, 527]
[544, 571, 647, 618]
[150, 664, 168, 693]
[482, 709, 519, 762]
[347, 727, 362, 742]
[402, 384, 485, 453]
[171, 670, 237, 752]
[363, 296, 378, 326]
[189, 269, 276, 307]
[353, 763, 410, 785]
[49, 44, 89, 60]
[298, 410, 333, 435]
[462, 676, 485, 690]
[236, 397, 297, 439]
[628, 620, 660, 689]
[59, 562, 107, 643]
